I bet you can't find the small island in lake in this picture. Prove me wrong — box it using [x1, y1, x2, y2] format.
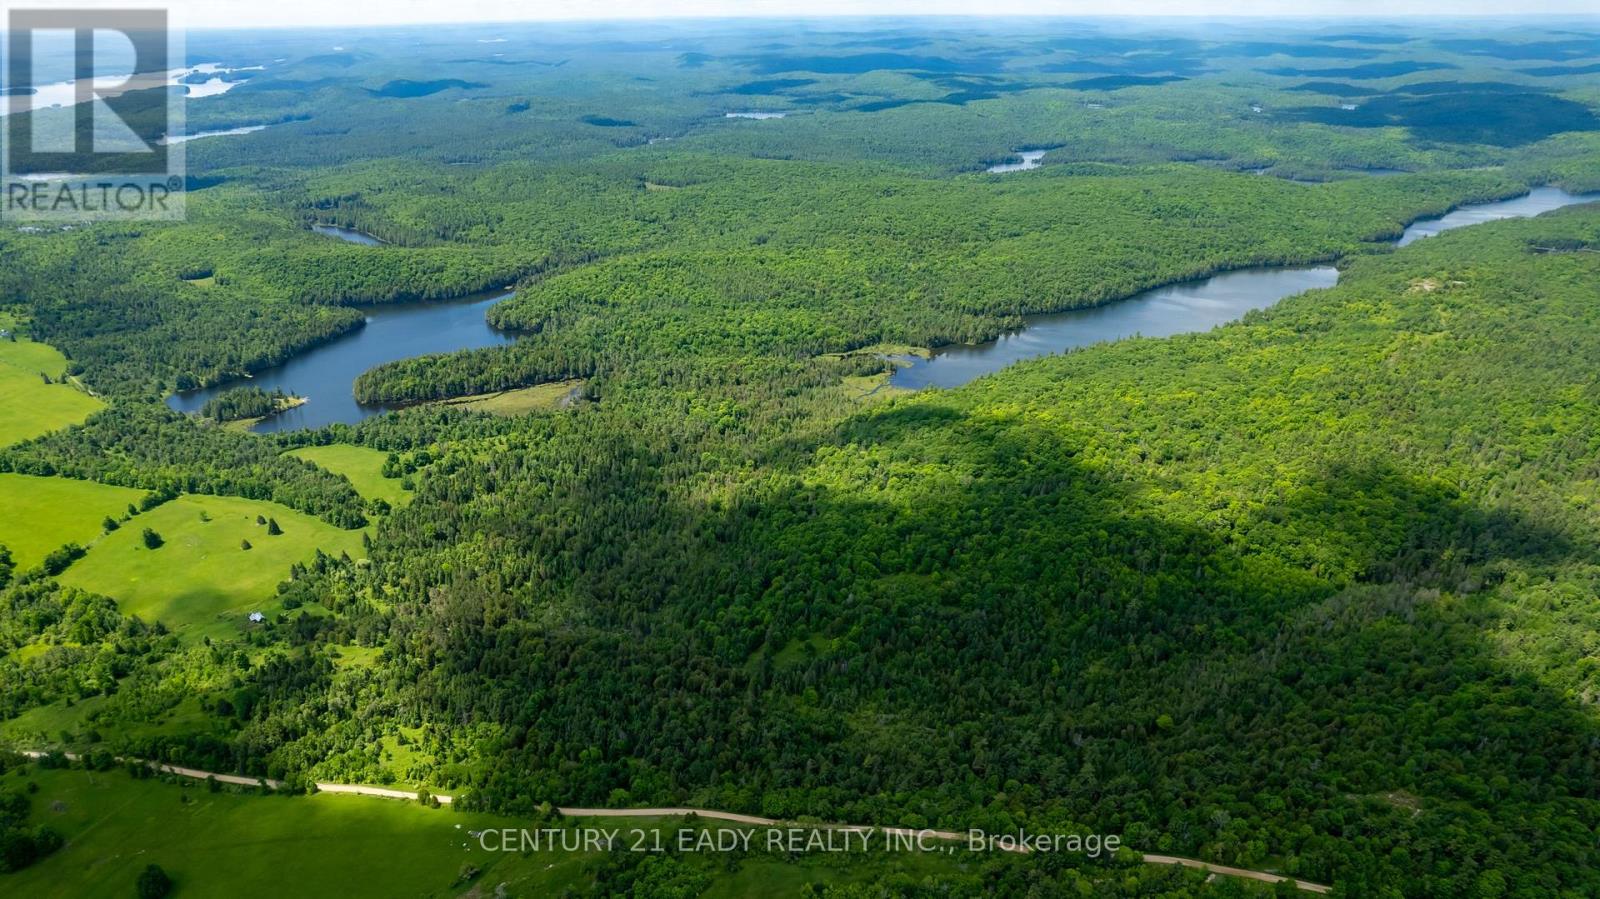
[198, 386, 307, 427]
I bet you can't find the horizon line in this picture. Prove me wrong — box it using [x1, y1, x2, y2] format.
[171, 12, 1600, 31]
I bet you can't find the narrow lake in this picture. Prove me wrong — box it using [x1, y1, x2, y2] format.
[888, 187, 1598, 390]
[1396, 186, 1593, 246]
[888, 266, 1339, 389]
[166, 289, 516, 433]
[313, 224, 387, 245]
[158, 124, 271, 146]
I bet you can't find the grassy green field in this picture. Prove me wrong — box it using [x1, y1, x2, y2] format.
[0, 694, 227, 748]
[55, 495, 365, 639]
[424, 379, 584, 417]
[1, 767, 569, 899]
[839, 372, 908, 404]
[0, 332, 104, 447]
[286, 444, 412, 507]
[0, 474, 148, 569]
[330, 644, 384, 669]
[1, 768, 991, 899]
[0, 696, 101, 744]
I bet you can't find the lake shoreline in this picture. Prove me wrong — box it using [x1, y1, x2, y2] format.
[887, 185, 1598, 389]
[166, 287, 519, 432]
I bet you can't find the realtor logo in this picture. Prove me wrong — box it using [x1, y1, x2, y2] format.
[2, 6, 185, 220]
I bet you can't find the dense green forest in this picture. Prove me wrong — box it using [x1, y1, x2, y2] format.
[211, 212, 1600, 898]
[3, 17, 1600, 898]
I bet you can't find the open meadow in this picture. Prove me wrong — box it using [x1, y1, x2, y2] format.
[0, 329, 103, 448]
[54, 495, 365, 638]
[0, 474, 148, 570]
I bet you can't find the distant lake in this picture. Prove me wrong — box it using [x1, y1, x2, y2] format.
[0, 63, 253, 117]
[166, 290, 517, 433]
[987, 149, 1049, 173]
[313, 224, 386, 246]
[725, 111, 786, 119]
[158, 124, 270, 145]
[889, 187, 1598, 389]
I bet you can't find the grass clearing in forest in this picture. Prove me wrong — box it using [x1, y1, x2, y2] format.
[424, 379, 585, 417]
[841, 372, 908, 402]
[286, 444, 412, 506]
[0, 332, 103, 447]
[330, 644, 384, 668]
[55, 495, 365, 638]
[0, 693, 227, 748]
[0, 695, 101, 744]
[0, 474, 148, 569]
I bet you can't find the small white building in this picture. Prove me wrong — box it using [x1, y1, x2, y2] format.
[248, 611, 265, 623]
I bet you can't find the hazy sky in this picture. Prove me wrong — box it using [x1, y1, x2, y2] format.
[164, 1, 1599, 29]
